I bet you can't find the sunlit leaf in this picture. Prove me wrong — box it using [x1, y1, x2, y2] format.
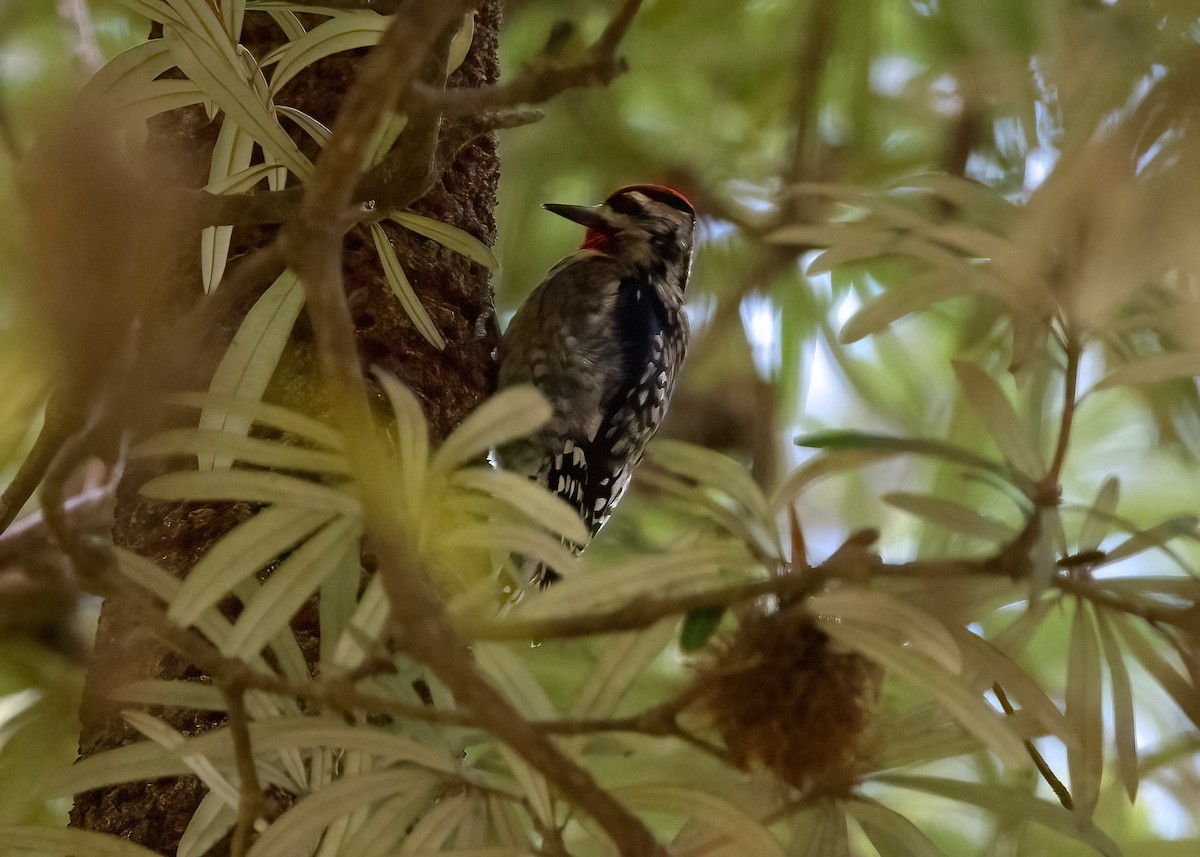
[1104, 516, 1200, 565]
[82, 39, 175, 98]
[788, 801, 849, 857]
[201, 119, 255, 292]
[111, 680, 225, 711]
[570, 620, 677, 719]
[839, 274, 959, 343]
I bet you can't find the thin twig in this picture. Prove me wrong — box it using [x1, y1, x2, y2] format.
[224, 681, 266, 857]
[1043, 329, 1081, 497]
[411, 0, 644, 117]
[993, 682, 1073, 810]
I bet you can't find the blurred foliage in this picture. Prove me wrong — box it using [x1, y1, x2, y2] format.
[1, 1, 1200, 856]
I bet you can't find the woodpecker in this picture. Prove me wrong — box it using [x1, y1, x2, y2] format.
[497, 185, 696, 585]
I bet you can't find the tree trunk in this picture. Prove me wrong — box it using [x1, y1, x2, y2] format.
[69, 4, 501, 852]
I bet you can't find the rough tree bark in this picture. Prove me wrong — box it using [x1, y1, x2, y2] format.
[69, 4, 502, 852]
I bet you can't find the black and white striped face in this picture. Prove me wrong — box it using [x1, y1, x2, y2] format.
[544, 185, 696, 291]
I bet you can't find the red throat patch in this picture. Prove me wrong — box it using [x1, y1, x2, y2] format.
[582, 229, 612, 252]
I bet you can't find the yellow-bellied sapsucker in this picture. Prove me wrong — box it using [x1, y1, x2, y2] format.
[497, 185, 696, 585]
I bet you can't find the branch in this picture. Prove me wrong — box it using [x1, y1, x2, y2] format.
[411, 0, 645, 117]
[223, 681, 266, 857]
[282, 3, 665, 854]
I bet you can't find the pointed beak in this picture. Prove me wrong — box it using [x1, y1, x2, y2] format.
[543, 203, 611, 232]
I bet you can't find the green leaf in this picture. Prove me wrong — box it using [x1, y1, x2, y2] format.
[1066, 598, 1103, 818]
[0, 827, 164, 857]
[171, 392, 343, 450]
[840, 274, 959, 343]
[1104, 516, 1200, 565]
[875, 775, 1121, 857]
[1094, 609, 1139, 801]
[168, 505, 335, 626]
[115, 0, 184, 26]
[82, 39, 175, 98]
[884, 492, 1017, 543]
[509, 544, 757, 622]
[1094, 351, 1200, 390]
[163, 25, 313, 179]
[202, 119, 256, 293]
[446, 12, 475, 74]
[178, 791, 236, 857]
[807, 588, 962, 674]
[473, 643, 558, 719]
[263, 12, 390, 94]
[846, 799, 946, 857]
[247, 771, 440, 857]
[368, 222, 446, 349]
[132, 429, 349, 475]
[140, 470, 359, 515]
[432, 385, 551, 473]
[103, 79, 207, 123]
[953, 628, 1074, 746]
[570, 619, 677, 719]
[1112, 613, 1200, 729]
[1079, 476, 1120, 553]
[199, 269, 306, 469]
[788, 802, 849, 857]
[224, 515, 360, 658]
[110, 680, 226, 711]
[276, 105, 331, 145]
[650, 439, 771, 525]
[123, 710, 239, 806]
[792, 430, 1030, 490]
[680, 606, 725, 652]
[952, 361, 1044, 476]
[389, 211, 499, 269]
[448, 522, 579, 580]
[451, 467, 590, 545]
[817, 618, 1026, 766]
[615, 785, 785, 857]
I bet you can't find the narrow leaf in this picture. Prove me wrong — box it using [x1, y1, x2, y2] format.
[200, 269, 306, 469]
[953, 361, 1044, 476]
[1113, 613, 1200, 729]
[1079, 476, 1120, 553]
[847, 799, 946, 857]
[885, 492, 1017, 543]
[225, 516, 360, 658]
[132, 429, 349, 475]
[433, 385, 551, 472]
[1066, 598, 1103, 818]
[390, 211, 498, 269]
[172, 391, 343, 450]
[1094, 609, 1139, 800]
[876, 775, 1120, 857]
[0, 827, 164, 857]
[369, 222, 445, 349]
[140, 470, 358, 515]
[265, 13, 389, 94]
[1095, 351, 1200, 390]
[807, 588, 962, 674]
[451, 467, 590, 545]
[168, 505, 334, 626]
